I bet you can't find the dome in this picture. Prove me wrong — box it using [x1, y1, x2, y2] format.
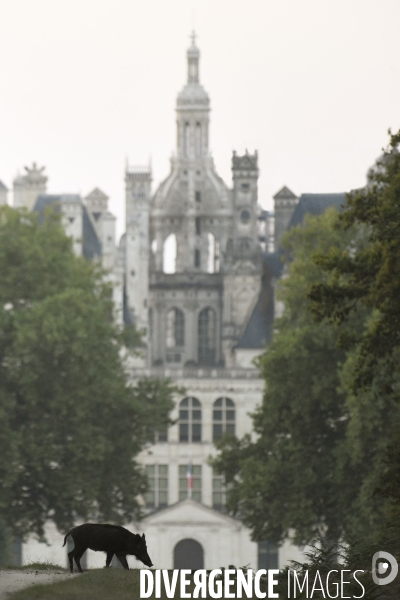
[177, 83, 210, 108]
[187, 44, 200, 58]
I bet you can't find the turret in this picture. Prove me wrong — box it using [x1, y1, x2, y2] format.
[13, 163, 47, 210]
[230, 150, 261, 265]
[273, 186, 298, 249]
[85, 187, 109, 216]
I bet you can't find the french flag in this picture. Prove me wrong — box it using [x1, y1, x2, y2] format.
[186, 460, 193, 498]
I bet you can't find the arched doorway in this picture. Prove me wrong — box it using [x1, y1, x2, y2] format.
[173, 539, 204, 569]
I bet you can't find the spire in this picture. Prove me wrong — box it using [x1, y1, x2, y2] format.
[187, 30, 200, 83]
[176, 33, 210, 159]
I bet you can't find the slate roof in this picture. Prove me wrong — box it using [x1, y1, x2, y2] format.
[236, 256, 277, 349]
[34, 193, 80, 212]
[82, 205, 102, 260]
[288, 193, 346, 229]
[236, 192, 347, 350]
[0, 180, 8, 191]
[34, 194, 63, 218]
[235, 287, 273, 348]
[33, 194, 102, 260]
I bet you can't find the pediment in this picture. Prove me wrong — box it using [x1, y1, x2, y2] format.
[142, 499, 241, 529]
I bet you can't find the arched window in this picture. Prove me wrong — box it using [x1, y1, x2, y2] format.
[179, 397, 202, 442]
[195, 122, 202, 157]
[184, 122, 190, 158]
[174, 539, 204, 569]
[198, 308, 216, 365]
[213, 397, 235, 441]
[166, 308, 184, 348]
[207, 233, 220, 274]
[163, 233, 177, 274]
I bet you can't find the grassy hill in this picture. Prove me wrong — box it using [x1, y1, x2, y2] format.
[9, 568, 270, 600]
[10, 569, 145, 600]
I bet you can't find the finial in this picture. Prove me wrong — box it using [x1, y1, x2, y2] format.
[191, 30, 197, 46]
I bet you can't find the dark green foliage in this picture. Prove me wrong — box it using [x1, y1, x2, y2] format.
[213, 209, 354, 545]
[309, 130, 400, 394]
[0, 518, 13, 565]
[213, 155, 400, 547]
[376, 432, 400, 515]
[308, 129, 400, 534]
[0, 206, 177, 538]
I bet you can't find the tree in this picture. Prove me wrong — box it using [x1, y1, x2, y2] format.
[214, 132, 400, 550]
[309, 130, 400, 394]
[213, 208, 356, 546]
[308, 130, 400, 528]
[0, 206, 177, 538]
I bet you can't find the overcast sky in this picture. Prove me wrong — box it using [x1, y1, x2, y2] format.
[1, 0, 399, 238]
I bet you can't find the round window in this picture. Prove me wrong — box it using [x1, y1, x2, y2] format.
[240, 210, 251, 224]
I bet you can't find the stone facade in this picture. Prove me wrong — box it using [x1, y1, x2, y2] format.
[11, 34, 348, 571]
[118, 35, 294, 571]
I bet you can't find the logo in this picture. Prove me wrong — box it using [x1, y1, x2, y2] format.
[372, 551, 398, 585]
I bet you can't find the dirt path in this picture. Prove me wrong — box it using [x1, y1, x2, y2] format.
[0, 569, 76, 599]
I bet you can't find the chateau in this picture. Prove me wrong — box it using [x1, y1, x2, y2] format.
[0, 34, 345, 570]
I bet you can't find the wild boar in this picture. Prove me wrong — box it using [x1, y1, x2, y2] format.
[62, 523, 153, 573]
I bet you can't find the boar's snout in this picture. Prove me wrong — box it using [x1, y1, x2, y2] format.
[133, 534, 153, 568]
[135, 548, 153, 568]
[134, 546, 153, 567]
[143, 556, 153, 568]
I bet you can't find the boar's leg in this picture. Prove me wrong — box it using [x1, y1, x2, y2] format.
[116, 554, 129, 570]
[67, 550, 75, 573]
[105, 551, 114, 567]
[73, 548, 87, 574]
